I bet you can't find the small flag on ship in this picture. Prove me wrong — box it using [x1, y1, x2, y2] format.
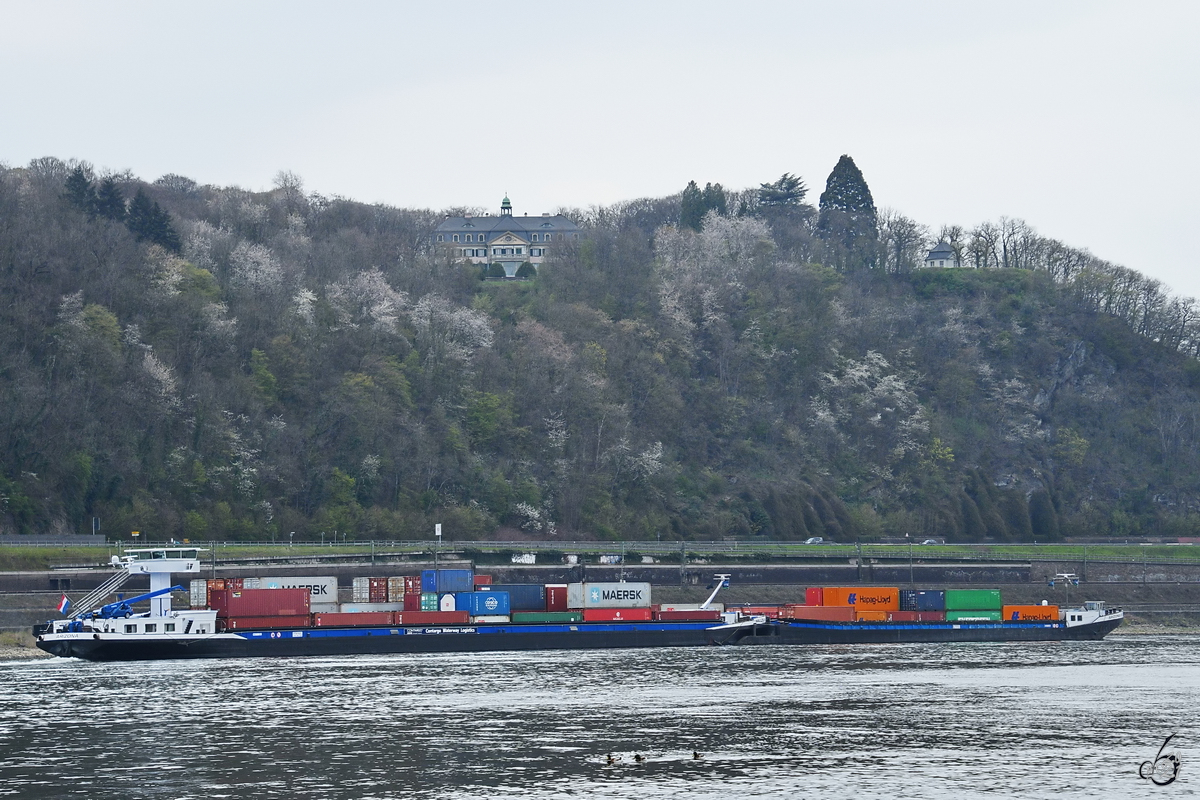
[57, 595, 71, 615]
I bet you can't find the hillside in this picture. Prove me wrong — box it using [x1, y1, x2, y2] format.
[1, 157, 1198, 544]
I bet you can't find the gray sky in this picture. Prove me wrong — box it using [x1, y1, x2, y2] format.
[4, 1, 1198, 297]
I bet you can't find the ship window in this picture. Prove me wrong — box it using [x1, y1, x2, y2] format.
[164, 623, 176, 632]
[125, 624, 137, 633]
[145, 623, 156, 633]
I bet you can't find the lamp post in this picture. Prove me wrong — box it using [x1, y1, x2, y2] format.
[434, 523, 442, 570]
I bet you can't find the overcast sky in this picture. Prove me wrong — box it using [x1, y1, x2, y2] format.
[4, 1, 1197, 297]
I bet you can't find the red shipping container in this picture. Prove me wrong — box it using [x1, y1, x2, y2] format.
[208, 588, 311, 618]
[226, 578, 244, 590]
[805, 587, 823, 606]
[655, 610, 722, 621]
[582, 608, 653, 622]
[473, 575, 492, 586]
[222, 615, 310, 630]
[738, 605, 783, 618]
[787, 605, 855, 622]
[888, 611, 947, 622]
[403, 576, 422, 595]
[369, 577, 389, 604]
[394, 611, 470, 625]
[545, 584, 568, 612]
[403, 593, 421, 611]
[313, 612, 395, 627]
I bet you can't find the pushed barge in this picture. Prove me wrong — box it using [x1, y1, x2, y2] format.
[35, 548, 1124, 662]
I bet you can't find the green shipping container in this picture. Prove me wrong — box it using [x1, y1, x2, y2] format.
[511, 611, 584, 623]
[946, 610, 1002, 622]
[944, 589, 1002, 611]
[420, 592, 439, 612]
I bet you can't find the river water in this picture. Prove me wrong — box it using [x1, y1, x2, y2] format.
[0, 636, 1196, 799]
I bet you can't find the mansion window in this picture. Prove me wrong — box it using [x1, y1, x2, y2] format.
[465, 234, 472, 242]
[452, 234, 459, 242]
[532, 233, 539, 242]
[436, 234, 444, 242]
[532, 248, 543, 257]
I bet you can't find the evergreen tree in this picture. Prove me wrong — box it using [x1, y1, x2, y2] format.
[93, 177, 127, 222]
[758, 172, 807, 208]
[817, 154, 878, 269]
[126, 188, 182, 252]
[679, 180, 705, 231]
[63, 166, 96, 215]
[701, 182, 727, 217]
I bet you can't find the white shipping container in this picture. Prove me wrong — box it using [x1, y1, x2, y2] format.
[190, 579, 208, 608]
[311, 603, 339, 614]
[254, 576, 339, 604]
[470, 615, 510, 623]
[439, 593, 457, 612]
[387, 576, 406, 603]
[352, 577, 371, 603]
[339, 602, 403, 613]
[567, 582, 652, 609]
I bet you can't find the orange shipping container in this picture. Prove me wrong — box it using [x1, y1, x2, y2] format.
[854, 610, 889, 622]
[823, 587, 899, 611]
[313, 612, 395, 627]
[786, 605, 855, 622]
[1003, 604, 1060, 622]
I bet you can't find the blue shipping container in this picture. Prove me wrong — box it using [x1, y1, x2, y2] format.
[900, 590, 946, 612]
[421, 570, 437, 593]
[436, 569, 474, 593]
[488, 584, 546, 611]
[455, 591, 511, 616]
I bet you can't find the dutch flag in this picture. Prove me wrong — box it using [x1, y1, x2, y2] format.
[57, 595, 71, 615]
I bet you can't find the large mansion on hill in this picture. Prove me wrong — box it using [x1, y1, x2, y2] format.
[434, 196, 580, 277]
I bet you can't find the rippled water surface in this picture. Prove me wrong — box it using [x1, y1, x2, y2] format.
[1, 637, 1198, 799]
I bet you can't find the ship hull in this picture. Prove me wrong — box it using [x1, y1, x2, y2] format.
[36, 616, 1121, 662]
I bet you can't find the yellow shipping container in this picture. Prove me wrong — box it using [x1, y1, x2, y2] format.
[823, 587, 900, 611]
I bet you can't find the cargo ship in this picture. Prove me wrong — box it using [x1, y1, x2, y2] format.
[33, 547, 1124, 662]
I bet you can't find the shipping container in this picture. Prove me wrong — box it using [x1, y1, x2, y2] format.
[311, 603, 339, 615]
[403, 593, 421, 612]
[387, 577, 407, 603]
[368, 577, 388, 604]
[313, 612, 395, 627]
[470, 615, 510, 623]
[805, 587, 823, 606]
[339, 602, 403, 613]
[226, 578, 244, 591]
[655, 609, 722, 621]
[352, 577, 377, 603]
[473, 575, 492, 586]
[511, 611, 583, 623]
[421, 570, 437, 594]
[732, 605, 783, 617]
[487, 584, 545, 611]
[438, 593, 457, 612]
[436, 569, 474, 593]
[567, 582, 652, 609]
[657, 603, 724, 612]
[1002, 604, 1060, 622]
[822, 587, 900, 611]
[944, 589, 1002, 611]
[854, 610, 889, 622]
[190, 579, 208, 609]
[403, 576, 422, 595]
[899, 589, 946, 612]
[946, 610, 1003, 621]
[887, 610, 947, 622]
[208, 588, 311, 618]
[221, 615, 310, 631]
[394, 611, 470, 625]
[581, 608, 654, 622]
[545, 584, 568, 612]
[420, 592, 438, 612]
[455, 591, 511, 616]
[208, 578, 226, 591]
[254, 576, 339, 604]
[785, 606, 855, 622]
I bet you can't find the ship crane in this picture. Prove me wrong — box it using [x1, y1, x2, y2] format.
[700, 574, 731, 609]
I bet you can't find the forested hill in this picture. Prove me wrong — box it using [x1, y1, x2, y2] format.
[2, 157, 1199, 544]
